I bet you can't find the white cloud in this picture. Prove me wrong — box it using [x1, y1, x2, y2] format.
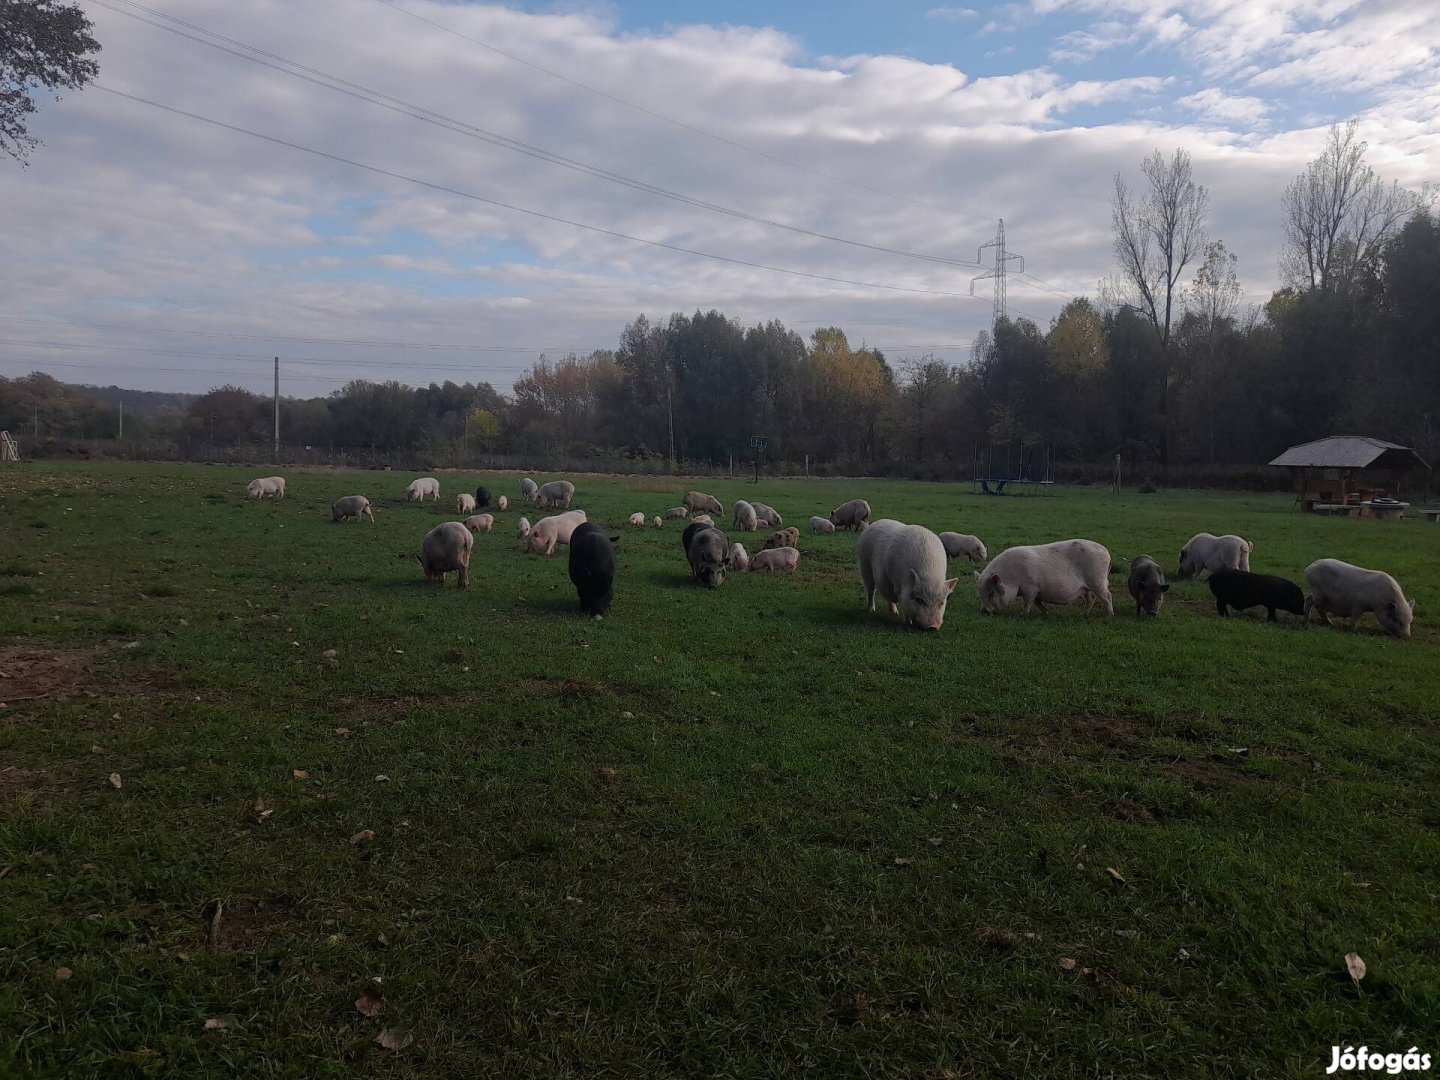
[0, 0, 1433, 395]
[1177, 88, 1272, 126]
[925, 7, 980, 21]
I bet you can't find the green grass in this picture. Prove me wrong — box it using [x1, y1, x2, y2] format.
[1, 461, 1437, 1078]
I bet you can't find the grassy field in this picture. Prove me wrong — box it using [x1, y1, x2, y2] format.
[1, 461, 1437, 1078]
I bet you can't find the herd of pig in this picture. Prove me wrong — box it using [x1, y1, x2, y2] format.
[249, 473, 1418, 637]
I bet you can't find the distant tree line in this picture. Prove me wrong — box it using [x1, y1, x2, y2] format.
[3, 125, 1436, 477]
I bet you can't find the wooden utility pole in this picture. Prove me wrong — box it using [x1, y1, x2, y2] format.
[273, 356, 280, 460]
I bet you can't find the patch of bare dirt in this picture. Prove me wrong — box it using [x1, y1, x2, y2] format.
[0, 645, 94, 704]
[1163, 758, 1253, 789]
[207, 897, 299, 954]
[1059, 715, 1148, 748]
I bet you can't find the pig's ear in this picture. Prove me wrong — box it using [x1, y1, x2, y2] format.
[609, 535, 621, 546]
[944, 578, 958, 595]
[989, 574, 1001, 585]
[971, 570, 981, 581]
[1161, 582, 1170, 592]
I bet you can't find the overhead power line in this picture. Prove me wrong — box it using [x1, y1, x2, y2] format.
[92, 0, 989, 273]
[93, 85, 987, 301]
[372, 0, 981, 223]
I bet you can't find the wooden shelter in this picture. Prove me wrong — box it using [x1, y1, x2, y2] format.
[1269, 435, 1429, 515]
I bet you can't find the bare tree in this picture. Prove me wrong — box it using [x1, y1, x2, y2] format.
[1107, 148, 1209, 467]
[1281, 121, 1431, 294]
[1188, 241, 1242, 464]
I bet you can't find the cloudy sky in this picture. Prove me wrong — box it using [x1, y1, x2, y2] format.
[1, 0, 1435, 396]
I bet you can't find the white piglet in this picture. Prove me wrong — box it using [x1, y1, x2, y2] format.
[456, 493, 477, 514]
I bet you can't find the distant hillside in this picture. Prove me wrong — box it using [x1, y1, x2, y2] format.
[80, 384, 195, 416]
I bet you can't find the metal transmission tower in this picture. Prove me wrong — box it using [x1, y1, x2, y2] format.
[969, 219, 1024, 327]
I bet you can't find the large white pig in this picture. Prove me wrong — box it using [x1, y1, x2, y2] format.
[749, 547, 800, 573]
[463, 513, 494, 534]
[1177, 532, 1252, 578]
[809, 516, 836, 535]
[732, 500, 759, 532]
[417, 521, 473, 587]
[856, 520, 957, 631]
[976, 539, 1113, 615]
[520, 477, 539, 502]
[246, 476, 285, 500]
[939, 532, 987, 563]
[664, 506, 688, 520]
[456, 493, 477, 514]
[537, 480, 576, 508]
[684, 490, 723, 516]
[406, 477, 440, 502]
[830, 499, 871, 531]
[331, 495, 374, 523]
[526, 510, 588, 555]
[628, 512, 646, 526]
[1304, 558, 1415, 638]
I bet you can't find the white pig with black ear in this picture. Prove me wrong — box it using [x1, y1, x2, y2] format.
[857, 520, 956, 631]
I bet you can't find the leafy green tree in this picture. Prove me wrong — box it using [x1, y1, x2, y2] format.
[2, 0, 101, 163]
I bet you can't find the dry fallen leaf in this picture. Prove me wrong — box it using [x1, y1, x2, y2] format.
[375, 1027, 413, 1051]
[110, 713, 121, 721]
[203, 1018, 228, 1031]
[355, 985, 384, 1018]
[1058, 957, 1078, 972]
[292, 769, 308, 780]
[322, 649, 338, 659]
[621, 711, 634, 719]
[1177, 948, 1191, 961]
[254, 799, 273, 823]
[108, 772, 122, 790]
[1345, 952, 1366, 983]
[90, 745, 103, 754]
[594, 767, 617, 784]
[54, 967, 73, 982]
[374, 774, 389, 783]
[893, 857, 912, 867]
[350, 829, 375, 846]
[1107, 867, 1127, 885]
[334, 727, 351, 738]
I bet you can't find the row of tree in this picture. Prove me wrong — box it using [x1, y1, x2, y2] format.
[3, 125, 1435, 474]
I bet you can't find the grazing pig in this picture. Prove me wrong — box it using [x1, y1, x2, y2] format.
[686, 525, 731, 588]
[732, 500, 759, 532]
[652, 515, 663, 529]
[857, 520, 956, 631]
[456, 493, 477, 514]
[536, 480, 576, 508]
[1304, 558, 1415, 638]
[830, 499, 871, 531]
[1127, 554, 1169, 616]
[520, 477, 539, 502]
[331, 495, 374, 524]
[406, 477, 440, 502]
[628, 512, 646, 526]
[751, 502, 782, 527]
[761, 527, 800, 551]
[1177, 532, 1252, 578]
[664, 506, 689, 520]
[246, 476, 285, 500]
[417, 521, 472, 587]
[976, 539, 1113, 616]
[525, 510, 587, 555]
[939, 532, 986, 563]
[728, 543, 750, 573]
[809, 516, 836, 535]
[1208, 569, 1304, 622]
[516, 516, 531, 539]
[463, 513, 494, 534]
[474, 486, 492, 508]
[569, 522, 619, 617]
[749, 547, 800, 573]
[684, 490, 724, 516]
[691, 514, 714, 526]
[497, 495, 508, 512]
